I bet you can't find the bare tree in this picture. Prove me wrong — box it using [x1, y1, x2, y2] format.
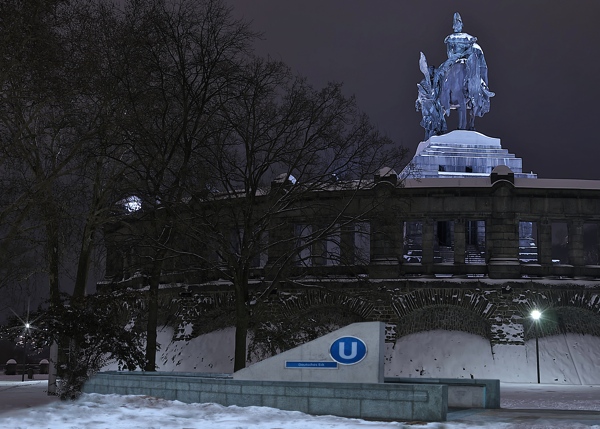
[171, 57, 405, 370]
[105, 0, 257, 370]
[0, 0, 89, 307]
[0, 0, 140, 307]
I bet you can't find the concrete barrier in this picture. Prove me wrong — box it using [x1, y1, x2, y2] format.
[385, 377, 500, 409]
[84, 372, 448, 422]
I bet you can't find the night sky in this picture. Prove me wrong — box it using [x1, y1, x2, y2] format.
[227, 0, 600, 180]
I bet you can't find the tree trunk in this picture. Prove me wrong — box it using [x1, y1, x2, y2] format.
[46, 218, 61, 309]
[47, 341, 58, 396]
[144, 256, 164, 371]
[72, 222, 95, 300]
[233, 277, 249, 371]
[73, 169, 102, 300]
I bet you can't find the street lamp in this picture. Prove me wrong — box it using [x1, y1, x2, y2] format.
[531, 309, 542, 384]
[22, 323, 31, 382]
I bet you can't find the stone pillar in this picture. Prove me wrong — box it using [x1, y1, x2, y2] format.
[369, 176, 401, 278]
[487, 184, 520, 279]
[538, 220, 552, 264]
[310, 223, 326, 267]
[454, 218, 466, 266]
[569, 220, 585, 275]
[369, 216, 400, 279]
[102, 225, 124, 281]
[421, 219, 434, 275]
[265, 220, 295, 279]
[369, 219, 384, 259]
[340, 223, 356, 265]
[537, 219, 552, 275]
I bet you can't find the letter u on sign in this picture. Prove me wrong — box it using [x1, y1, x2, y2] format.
[330, 336, 367, 365]
[338, 342, 357, 359]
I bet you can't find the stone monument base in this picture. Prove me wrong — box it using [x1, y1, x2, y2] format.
[405, 130, 537, 179]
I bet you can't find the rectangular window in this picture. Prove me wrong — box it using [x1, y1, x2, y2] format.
[294, 225, 342, 267]
[294, 224, 312, 266]
[250, 232, 268, 268]
[403, 221, 423, 263]
[465, 220, 486, 264]
[354, 222, 371, 264]
[434, 220, 454, 263]
[583, 223, 600, 265]
[312, 226, 340, 266]
[551, 222, 569, 264]
[519, 221, 538, 263]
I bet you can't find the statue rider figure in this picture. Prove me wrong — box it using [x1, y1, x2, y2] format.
[417, 12, 494, 139]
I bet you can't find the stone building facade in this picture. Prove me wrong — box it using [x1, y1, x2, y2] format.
[100, 148, 600, 351]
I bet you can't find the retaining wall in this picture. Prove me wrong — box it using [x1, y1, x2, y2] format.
[385, 377, 500, 409]
[83, 372, 448, 421]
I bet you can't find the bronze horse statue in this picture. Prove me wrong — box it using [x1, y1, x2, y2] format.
[439, 60, 473, 130]
[438, 51, 493, 131]
[416, 13, 494, 139]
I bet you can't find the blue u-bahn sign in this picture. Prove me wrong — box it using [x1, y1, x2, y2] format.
[330, 336, 367, 365]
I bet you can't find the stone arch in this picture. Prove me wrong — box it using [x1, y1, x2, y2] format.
[250, 290, 373, 361]
[534, 289, 600, 313]
[279, 289, 375, 320]
[394, 305, 491, 339]
[391, 288, 494, 319]
[391, 288, 494, 340]
[174, 291, 236, 339]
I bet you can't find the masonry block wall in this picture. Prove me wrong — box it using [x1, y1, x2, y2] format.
[130, 278, 600, 356]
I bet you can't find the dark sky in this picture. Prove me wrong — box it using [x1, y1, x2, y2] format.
[227, 0, 600, 180]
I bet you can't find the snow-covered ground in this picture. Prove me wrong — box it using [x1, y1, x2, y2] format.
[2, 328, 600, 428]
[501, 383, 600, 411]
[3, 394, 408, 428]
[1, 384, 600, 428]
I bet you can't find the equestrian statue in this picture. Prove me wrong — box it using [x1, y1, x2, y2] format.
[416, 13, 495, 140]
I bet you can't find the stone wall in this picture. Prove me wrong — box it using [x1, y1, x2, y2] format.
[133, 278, 600, 355]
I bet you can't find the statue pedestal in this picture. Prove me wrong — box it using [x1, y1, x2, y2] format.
[406, 130, 536, 179]
[415, 130, 501, 155]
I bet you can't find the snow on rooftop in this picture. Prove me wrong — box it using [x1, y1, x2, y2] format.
[404, 176, 600, 190]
